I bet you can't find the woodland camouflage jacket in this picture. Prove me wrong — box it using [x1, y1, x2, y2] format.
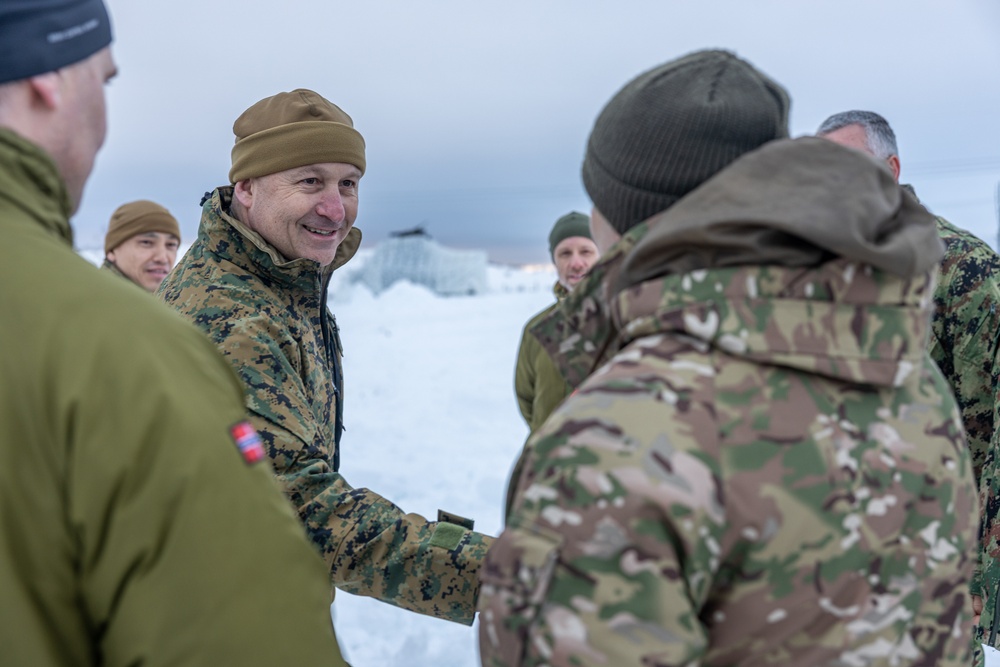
[159, 187, 491, 625]
[481, 139, 979, 666]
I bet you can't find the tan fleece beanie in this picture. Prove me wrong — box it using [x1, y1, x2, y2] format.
[104, 200, 180, 253]
[229, 88, 366, 183]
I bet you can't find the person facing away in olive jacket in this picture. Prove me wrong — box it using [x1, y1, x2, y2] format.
[0, 2, 347, 665]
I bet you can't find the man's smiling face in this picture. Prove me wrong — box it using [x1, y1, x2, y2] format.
[235, 162, 361, 266]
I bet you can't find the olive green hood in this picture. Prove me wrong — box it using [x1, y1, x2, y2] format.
[530, 137, 942, 391]
[621, 137, 943, 289]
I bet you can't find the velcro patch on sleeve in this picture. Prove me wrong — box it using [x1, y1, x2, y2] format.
[230, 421, 266, 465]
[430, 522, 467, 551]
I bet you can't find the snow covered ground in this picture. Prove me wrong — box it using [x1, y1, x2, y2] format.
[327, 257, 555, 666]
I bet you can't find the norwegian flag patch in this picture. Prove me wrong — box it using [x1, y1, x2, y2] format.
[230, 421, 266, 465]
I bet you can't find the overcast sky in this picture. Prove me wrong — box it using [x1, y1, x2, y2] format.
[75, 0, 1000, 263]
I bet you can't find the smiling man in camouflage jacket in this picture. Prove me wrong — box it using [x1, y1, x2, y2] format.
[479, 50, 978, 666]
[159, 89, 492, 624]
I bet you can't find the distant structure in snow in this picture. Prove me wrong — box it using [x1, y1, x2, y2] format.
[389, 224, 429, 238]
[352, 227, 488, 296]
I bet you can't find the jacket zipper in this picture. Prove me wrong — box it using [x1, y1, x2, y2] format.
[990, 581, 1000, 646]
[319, 280, 344, 471]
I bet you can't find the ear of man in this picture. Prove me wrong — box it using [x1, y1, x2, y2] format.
[27, 71, 63, 111]
[886, 154, 901, 182]
[232, 178, 256, 212]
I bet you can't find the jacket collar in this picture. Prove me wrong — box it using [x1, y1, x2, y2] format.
[551, 281, 569, 301]
[0, 128, 73, 245]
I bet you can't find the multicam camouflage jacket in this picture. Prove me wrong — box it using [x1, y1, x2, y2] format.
[926, 213, 1000, 648]
[159, 187, 492, 625]
[482, 138, 979, 666]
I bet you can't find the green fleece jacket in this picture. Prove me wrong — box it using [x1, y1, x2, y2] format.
[514, 282, 571, 432]
[0, 128, 346, 666]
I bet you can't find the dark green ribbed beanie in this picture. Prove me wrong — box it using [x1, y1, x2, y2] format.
[548, 211, 592, 257]
[582, 49, 790, 234]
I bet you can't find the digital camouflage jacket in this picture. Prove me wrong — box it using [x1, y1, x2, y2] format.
[159, 187, 492, 625]
[481, 139, 979, 666]
[0, 130, 346, 665]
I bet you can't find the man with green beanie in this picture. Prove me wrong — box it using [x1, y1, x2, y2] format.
[0, 3, 349, 665]
[102, 199, 181, 292]
[514, 211, 599, 433]
[479, 49, 977, 666]
[159, 88, 493, 626]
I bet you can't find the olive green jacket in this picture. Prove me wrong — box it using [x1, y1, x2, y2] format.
[159, 187, 492, 625]
[514, 282, 571, 432]
[0, 128, 346, 665]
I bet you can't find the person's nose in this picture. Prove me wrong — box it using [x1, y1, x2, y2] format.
[316, 189, 346, 223]
[152, 244, 169, 264]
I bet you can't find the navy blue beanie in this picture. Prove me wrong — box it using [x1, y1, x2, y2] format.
[0, 0, 112, 85]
